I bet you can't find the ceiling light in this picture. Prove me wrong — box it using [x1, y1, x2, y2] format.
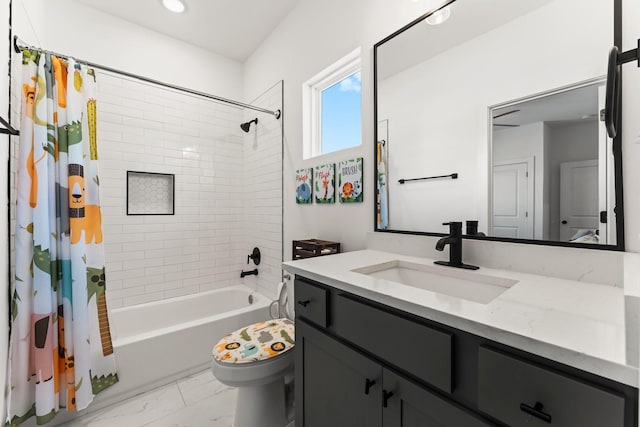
[162, 0, 186, 13]
[426, 5, 451, 25]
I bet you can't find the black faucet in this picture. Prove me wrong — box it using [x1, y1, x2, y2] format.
[240, 269, 258, 278]
[434, 222, 479, 270]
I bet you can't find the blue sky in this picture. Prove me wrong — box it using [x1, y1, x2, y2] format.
[321, 71, 362, 155]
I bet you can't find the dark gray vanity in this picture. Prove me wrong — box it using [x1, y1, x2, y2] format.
[294, 275, 637, 426]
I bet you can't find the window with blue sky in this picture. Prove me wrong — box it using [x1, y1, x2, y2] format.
[320, 71, 362, 155]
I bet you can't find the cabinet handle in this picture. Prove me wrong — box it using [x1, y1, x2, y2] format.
[364, 378, 376, 395]
[297, 300, 311, 307]
[520, 401, 552, 423]
[382, 390, 394, 408]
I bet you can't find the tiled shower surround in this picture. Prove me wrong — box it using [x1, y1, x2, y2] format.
[10, 70, 283, 309]
[239, 82, 284, 301]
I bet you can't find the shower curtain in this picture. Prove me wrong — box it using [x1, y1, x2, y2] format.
[6, 50, 118, 426]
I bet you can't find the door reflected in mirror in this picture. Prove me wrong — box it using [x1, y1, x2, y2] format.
[490, 80, 615, 245]
[374, 0, 623, 249]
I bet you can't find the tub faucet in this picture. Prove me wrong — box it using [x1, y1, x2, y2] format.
[240, 269, 258, 278]
[434, 222, 479, 270]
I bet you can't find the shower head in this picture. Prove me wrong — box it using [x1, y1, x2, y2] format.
[240, 118, 258, 133]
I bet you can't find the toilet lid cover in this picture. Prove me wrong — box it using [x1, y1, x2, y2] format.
[213, 318, 295, 364]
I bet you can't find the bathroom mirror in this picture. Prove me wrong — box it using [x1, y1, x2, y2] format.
[374, 0, 624, 249]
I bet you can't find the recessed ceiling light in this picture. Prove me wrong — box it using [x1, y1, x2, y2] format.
[162, 0, 186, 13]
[426, 5, 451, 25]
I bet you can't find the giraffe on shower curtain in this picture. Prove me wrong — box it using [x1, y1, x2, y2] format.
[6, 49, 118, 426]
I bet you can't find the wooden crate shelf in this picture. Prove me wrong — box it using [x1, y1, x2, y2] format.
[293, 239, 341, 260]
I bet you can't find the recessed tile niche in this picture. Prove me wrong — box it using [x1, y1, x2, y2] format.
[126, 171, 175, 215]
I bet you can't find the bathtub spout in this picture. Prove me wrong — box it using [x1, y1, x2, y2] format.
[240, 269, 258, 278]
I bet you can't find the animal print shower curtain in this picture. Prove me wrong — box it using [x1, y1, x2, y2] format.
[6, 50, 118, 426]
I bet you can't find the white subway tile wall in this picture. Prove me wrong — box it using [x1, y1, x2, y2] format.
[9, 66, 283, 309]
[239, 82, 284, 301]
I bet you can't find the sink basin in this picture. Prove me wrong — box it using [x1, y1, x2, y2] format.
[351, 260, 518, 304]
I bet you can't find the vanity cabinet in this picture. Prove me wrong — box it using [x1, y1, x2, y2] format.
[296, 319, 489, 427]
[294, 276, 638, 427]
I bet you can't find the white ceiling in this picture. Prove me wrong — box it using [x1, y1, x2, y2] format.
[76, 0, 298, 62]
[492, 83, 601, 129]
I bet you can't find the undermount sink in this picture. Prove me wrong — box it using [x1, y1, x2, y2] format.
[351, 260, 518, 304]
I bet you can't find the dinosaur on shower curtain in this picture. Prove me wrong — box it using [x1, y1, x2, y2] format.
[6, 49, 118, 426]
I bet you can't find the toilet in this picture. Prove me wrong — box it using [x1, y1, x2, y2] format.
[212, 283, 294, 427]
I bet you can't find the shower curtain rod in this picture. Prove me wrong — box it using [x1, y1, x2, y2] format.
[13, 36, 282, 119]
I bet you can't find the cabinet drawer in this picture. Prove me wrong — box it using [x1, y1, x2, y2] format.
[478, 347, 625, 427]
[294, 279, 328, 328]
[334, 294, 452, 393]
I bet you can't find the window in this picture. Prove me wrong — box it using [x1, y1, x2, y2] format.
[303, 48, 362, 159]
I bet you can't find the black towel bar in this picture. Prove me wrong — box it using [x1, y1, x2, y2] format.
[398, 173, 458, 184]
[0, 116, 19, 136]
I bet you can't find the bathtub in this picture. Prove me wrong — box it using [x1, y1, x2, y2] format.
[94, 285, 270, 408]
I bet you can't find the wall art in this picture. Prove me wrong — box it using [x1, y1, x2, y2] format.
[338, 157, 363, 203]
[314, 163, 335, 204]
[296, 168, 313, 204]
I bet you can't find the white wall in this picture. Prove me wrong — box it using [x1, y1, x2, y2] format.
[493, 123, 546, 239]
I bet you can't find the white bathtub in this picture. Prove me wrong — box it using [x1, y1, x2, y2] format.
[96, 286, 269, 407]
[43, 285, 270, 426]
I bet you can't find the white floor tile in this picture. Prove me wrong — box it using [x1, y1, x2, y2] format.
[141, 387, 237, 427]
[63, 383, 186, 427]
[176, 370, 232, 406]
[57, 369, 294, 427]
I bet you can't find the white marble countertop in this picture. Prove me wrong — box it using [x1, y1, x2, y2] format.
[283, 249, 638, 388]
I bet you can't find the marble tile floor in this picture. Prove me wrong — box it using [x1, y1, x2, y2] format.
[60, 369, 236, 427]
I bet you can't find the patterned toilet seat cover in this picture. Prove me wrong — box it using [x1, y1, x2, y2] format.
[213, 318, 295, 364]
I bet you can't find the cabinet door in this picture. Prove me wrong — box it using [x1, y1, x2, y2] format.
[296, 319, 382, 427]
[382, 369, 493, 427]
